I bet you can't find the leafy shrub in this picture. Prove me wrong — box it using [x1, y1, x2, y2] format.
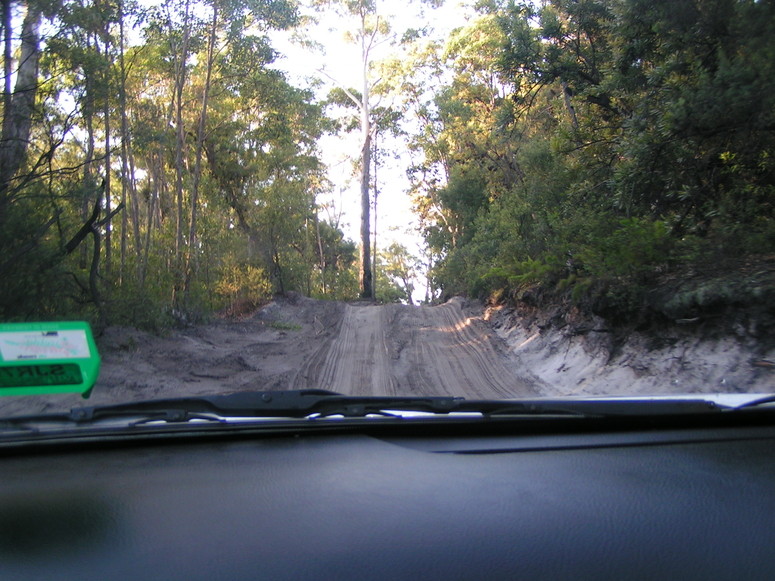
[215, 264, 273, 312]
[576, 218, 672, 280]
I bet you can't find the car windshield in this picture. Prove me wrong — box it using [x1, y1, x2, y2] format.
[0, 0, 773, 419]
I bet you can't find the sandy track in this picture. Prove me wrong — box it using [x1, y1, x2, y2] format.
[2, 295, 769, 419]
[291, 298, 536, 398]
[0, 297, 536, 417]
[291, 305, 398, 395]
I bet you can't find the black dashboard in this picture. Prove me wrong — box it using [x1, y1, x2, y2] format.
[2, 418, 775, 580]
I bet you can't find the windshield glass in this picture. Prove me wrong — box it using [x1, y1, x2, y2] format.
[0, 0, 773, 419]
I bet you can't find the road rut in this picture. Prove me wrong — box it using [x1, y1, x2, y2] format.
[291, 298, 536, 398]
[0, 297, 538, 417]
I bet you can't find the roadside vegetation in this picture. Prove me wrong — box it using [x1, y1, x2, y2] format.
[409, 0, 775, 327]
[0, 0, 773, 332]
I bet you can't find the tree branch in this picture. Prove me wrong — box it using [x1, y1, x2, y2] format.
[317, 67, 364, 112]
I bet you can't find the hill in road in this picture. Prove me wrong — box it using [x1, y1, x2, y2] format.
[0, 295, 770, 417]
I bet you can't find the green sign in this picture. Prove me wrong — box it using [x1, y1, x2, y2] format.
[0, 322, 100, 398]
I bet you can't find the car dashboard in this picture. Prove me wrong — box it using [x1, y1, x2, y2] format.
[2, 415, 775, 580]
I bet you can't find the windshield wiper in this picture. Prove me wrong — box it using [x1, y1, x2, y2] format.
[0, 390, 727, 431]
[69, 390, 466, 423]
[0, 390, 463, 429]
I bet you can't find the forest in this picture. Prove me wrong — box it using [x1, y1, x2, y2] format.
[0, 0, 773, 330]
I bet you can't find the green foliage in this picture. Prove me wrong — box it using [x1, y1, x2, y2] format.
[410, 0, 775, 315]
[3, 0, 774, 327]
[107, 280, 179, 332]
[215, 263, 273, 311]
[313, 263, 359, 301]
[576, 218, 672, 280]
[375, 243, 420, 303]
[374, 270, 406, 304]
[486, 257, 560, 289]
[309, 220, 359, 300]
[0, 0, 337, 327]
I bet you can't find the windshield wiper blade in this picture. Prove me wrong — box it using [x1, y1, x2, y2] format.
[0, 391, 728, 431]
[69, 392, 724, 421]
[0, 390, 464, 427]
[63, 391, 665, 423]
[474, 398, 724, 417]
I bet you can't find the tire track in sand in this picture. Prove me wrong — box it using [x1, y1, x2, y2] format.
[291, 299, 536, 398]
[291, 305, 398, 396]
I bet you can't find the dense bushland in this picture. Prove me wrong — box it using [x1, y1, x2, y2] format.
[0, 0, 424, 328]
[1, 0, 772, 330]
[407, 0, 775, 322]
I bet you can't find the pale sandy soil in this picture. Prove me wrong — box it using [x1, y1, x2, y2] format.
[486, 304, 775, 397]
[288, 297, 537, 398]
[0, 296, 535, 416]
[0, 295, 771, 416]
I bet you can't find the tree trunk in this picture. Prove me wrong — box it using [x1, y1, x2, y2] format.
[172, 0, 192, 304]
[140, 154, 158, 289]
[358, 8, 373, 299]
[102, 38, 112, 277]
[81, 34, 96, 270]
[0, 4, 41, 214]
[561, 81, 579, 132]
[315, 211, 327, 295]
[127, 143, 142, 263]
[360, 125, 372, 299]
[2, 0, 12, 114]
[118, 0, 130, 281]
[183, 4, 217, 304]
[371, 130, 378, 300]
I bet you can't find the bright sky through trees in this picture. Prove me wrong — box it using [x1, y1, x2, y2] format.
[269, 0, 474, 301]
[5, 0, 770, 322]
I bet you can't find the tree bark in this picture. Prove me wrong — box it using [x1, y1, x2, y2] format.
[172, 0, 192, 304]
[561, 81, 579, 132]
[118, 1, 129, 280]
[81, 34, 96, 269]
[371, 130, 378, 299]
[358, 7, 373, 299]
[2, 0, 12, 114]
[360, 117, 373, 299]
[0, 4, 41, 215]
[183, 4, 217, 304]
[101, 35, 112, 277]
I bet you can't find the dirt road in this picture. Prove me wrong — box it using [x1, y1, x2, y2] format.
[0, 297, 537, 416]
[2, 295, 769, 417]
[291, 299, 536, 398]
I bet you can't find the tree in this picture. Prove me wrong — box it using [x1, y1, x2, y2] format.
[0, 0, 334, 324]
[0, 1, 41, 213]
[202, 56, 327, 294]
[379, 241, 419, 304]
[408, 0, 775, 308]
[312, 0, 440, 299]
[313, 217, 358, 299]
[0, 0, 128, 320]
[129, 0, 301, 313]
[314, 0, 390, 298]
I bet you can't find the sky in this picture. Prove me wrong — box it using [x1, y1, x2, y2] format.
[269, 0, 475, 301]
